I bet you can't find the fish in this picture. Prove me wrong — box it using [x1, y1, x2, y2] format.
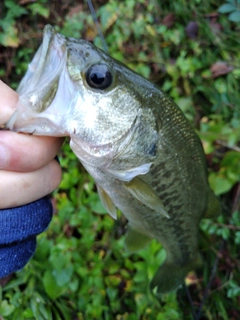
[7, 25, 220, 294]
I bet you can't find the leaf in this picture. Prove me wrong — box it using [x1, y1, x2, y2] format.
[228, 10, 240, 22]
[89, 193, 106, 214]
[0, 300, 15, 316]
[22, 308, 35, 317]
[53, 266, 74, 287]
[221, 151, 240, 167]
[0, 25, 20, 47]
[217, 227, 230, 240]
[218, 4, 237, 13]
[227, 286, 240, 298]
[146, 24, 156, 37]
[210, 62, 233, 78]
[135, 63, 151, 78]
[43, 270, 64, 299]
[99, 3, 118, 31]
[162, 13, 175, 28]
[185, 21, 199, 39]
[209, 174, 233, 195]
[5, 0, 27, 16]
[235, 231, 240, 245]
[28, 3, 50, 18]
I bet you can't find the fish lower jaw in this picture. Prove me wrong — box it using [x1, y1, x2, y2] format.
[7, 114, 68, 136]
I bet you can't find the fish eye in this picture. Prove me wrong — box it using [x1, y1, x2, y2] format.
[86, 64, 112, 90]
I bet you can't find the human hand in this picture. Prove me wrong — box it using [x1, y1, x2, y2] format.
[0, 80, 63, 208]
[0, 80, 63, 278]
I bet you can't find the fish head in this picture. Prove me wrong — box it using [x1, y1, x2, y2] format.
[7, 25, 143, 163]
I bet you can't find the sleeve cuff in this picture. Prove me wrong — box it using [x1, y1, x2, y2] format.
[0, 197, 53, 244]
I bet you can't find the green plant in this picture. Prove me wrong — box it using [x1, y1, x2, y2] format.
[0, 0, 27, 47]
[218, 0, 240, 22]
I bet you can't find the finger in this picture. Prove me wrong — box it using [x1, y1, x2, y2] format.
[0, 81, 18, 125]
[0, 130, 64, 172]
[0, 159, 62, 209]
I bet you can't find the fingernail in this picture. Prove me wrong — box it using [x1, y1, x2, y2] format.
[0, 144, 8, 169]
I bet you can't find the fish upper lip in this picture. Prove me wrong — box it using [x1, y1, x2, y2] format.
[17, 25, 67, 97]
[33, 25, 56, 78]
[36, 25, 66, 74]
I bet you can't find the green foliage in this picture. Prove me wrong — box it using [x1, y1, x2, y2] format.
[0, 0, 27, 47]
[201, 210, 240, 243]
[218, 0, 240, 22]
[209, 151, 240, 195]
[0, 0, 240, 319]
[0, 0, 49, 47]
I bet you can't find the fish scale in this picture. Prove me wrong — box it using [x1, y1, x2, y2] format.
[6, 25, 221, 294]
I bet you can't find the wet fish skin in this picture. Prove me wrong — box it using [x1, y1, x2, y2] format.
[7, 25, 220, 294]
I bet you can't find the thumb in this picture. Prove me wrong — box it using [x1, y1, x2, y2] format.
[0, 81, 18, 126]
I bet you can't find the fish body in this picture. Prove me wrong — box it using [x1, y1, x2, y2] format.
[7, 25, 220, 294]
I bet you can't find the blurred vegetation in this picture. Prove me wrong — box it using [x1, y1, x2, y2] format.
[0, 0, 240, 319]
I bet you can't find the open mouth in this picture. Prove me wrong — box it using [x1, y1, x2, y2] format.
[6, 25, 68, 134]
[28, 25, 56, 80]
[17, 25, 66, 96]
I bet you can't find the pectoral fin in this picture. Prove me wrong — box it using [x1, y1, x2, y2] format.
[97, 185, 117, 220]
[104, 162, 153, 182]
[123, 177, 170, 218]
[125, 226, 152, 252]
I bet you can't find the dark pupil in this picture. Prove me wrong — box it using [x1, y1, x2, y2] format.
[90, 72, 105, 85]
[87, 64, 112, 90]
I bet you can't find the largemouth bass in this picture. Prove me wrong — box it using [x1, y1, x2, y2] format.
[7, 25, 220, 294]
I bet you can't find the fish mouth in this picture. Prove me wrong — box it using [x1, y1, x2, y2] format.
[6, 109, 67, 136]
[34, 25, 56, 76]
[17, 25, 62, 96]
[6, 25, 69, 135]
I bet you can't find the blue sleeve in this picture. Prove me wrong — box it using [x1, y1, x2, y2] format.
[0, 197, 53, 278]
